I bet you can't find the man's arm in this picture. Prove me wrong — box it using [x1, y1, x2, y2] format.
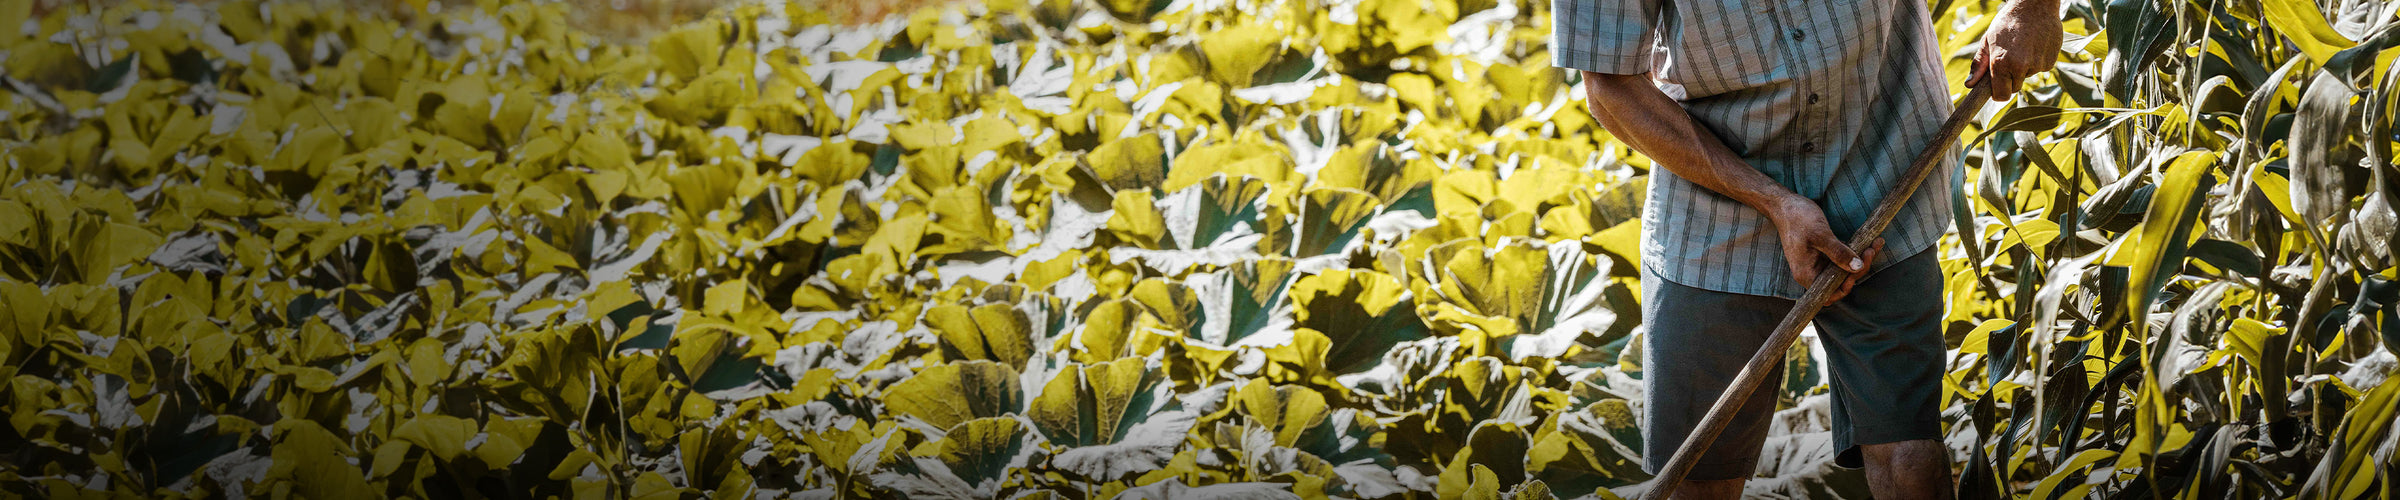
[1579, 71, 1881, 296]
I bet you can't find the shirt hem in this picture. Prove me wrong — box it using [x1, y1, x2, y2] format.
[1642, 235, 1942, 300]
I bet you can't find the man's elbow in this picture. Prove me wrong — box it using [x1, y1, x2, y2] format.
[1578, 70, 1649, 118]
[1580, 70, 1649, 98]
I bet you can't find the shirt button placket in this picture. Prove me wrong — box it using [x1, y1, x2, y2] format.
[1790, 5, 1817, 162]
[1805, 88, 1822, 158]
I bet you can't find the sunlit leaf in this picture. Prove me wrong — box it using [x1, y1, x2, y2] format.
[2260, 0, 2357, 63]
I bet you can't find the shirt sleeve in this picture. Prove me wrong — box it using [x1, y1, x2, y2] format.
[1549, 0, 1661, 75]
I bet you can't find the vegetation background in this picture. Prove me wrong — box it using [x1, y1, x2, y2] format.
[0, 0, 2396, 498]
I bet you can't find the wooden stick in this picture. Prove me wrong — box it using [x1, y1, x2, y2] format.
[1643, 83, 1992, 500]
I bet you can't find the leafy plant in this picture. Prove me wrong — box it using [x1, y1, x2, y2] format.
[2, 0, 2396, 497]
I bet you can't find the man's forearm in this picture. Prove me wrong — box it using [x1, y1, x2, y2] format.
[1579, 71, 1806, 219]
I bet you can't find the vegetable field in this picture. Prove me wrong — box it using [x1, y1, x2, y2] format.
[0, 0, 2396, 498]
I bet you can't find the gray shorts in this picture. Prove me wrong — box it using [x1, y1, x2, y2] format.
[1640, 247, 1946, 480]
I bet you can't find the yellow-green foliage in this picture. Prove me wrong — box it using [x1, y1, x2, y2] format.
[0, 0, 2397, 498]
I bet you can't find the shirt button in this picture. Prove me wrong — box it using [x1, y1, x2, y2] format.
[1801, 142, 1817, 153]
[1791, 29, 1805, 41]
[1807, 93, 1820, 104]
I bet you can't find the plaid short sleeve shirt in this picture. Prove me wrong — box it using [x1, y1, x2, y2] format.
[1551, 0, 1964, 299]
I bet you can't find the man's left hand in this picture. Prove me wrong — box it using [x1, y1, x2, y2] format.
[1966, 0, 2063, 100]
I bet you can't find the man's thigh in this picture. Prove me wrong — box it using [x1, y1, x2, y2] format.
[1639, 268, 1794, 480]
[1813, 247, 1948, 468]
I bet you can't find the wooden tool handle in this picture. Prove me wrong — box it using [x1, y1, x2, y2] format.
[1643, 83, 1992, 500]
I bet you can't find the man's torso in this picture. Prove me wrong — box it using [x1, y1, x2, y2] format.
[1552, 0, 1963, 298]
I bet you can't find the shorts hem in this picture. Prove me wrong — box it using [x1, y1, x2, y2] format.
[1831, 419, 1943, 469]
[1845, 418, 1942, 447]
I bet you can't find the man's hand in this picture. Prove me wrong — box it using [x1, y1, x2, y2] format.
[1965, 0, 2063, 100]
[1579, 71, 1893, 298]
[1768, 198, 1886, 299]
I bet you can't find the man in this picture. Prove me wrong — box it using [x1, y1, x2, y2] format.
[1550, 0, 2059, 497]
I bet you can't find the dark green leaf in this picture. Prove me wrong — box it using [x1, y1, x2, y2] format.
[2357, 276, 2400, 355]
[1956, 438, 2005, 500]
[2037, 340, 2091, 462]
[167, 48, 215, 84]
[86, 55, 137, 94]
[2101, 0, 2176, 101]
[2187, 239, 2264, 277]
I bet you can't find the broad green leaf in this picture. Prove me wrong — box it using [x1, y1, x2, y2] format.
[570, 132, 635, 174]
[1264, 187, 1379, 258]
[0, 0, 25, 48]
[1371, 0, 1454, 53]
[1226, 382, 1322, 448]
[1189, 258, 1294, 346]
[925, 186, 1007, 255]
[1460, 463, 1502, 500]
[1029, 357, 1173, 447]
[1526, 401, 1647, 489]
[878, 417, 1036, 497]
[648, 21, 727, 82]
[1291, 269, 1427, 373]
[1167, 146, 1293, 195]
[884, 360, 1023, 431]
[393, 414, 479, 462]
[923, 417, 1036, 485]
[269, 420, 374, 498]
[1437, 422, 1528, 499]
[1166, 175, 1272, 250]
[1432, 170, 1498, 216]
[1437, 244, 1546, 328]
[1108, 188, 1168, 248]
[1037, 359, 1191, 480]
[926, 303, 1035, 368]
[1200, 24, 1284, 87]
[1089, 136, 1166, 193]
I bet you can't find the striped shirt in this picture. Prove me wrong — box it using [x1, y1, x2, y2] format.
[1551, 0, 1963, 298]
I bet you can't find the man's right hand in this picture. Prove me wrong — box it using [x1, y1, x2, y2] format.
[1578, 71, 1892, 298]
[1767, 197, 1884, 299]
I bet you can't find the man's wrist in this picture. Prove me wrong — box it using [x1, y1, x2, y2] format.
[1754, 192, 1813, 225]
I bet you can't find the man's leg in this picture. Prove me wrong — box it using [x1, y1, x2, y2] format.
[1862, 439, 1953, 499]
[1813, 248, 1952, 494]
[1673, 479, 1746, 500]
[1638, 269, 1791, 498]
